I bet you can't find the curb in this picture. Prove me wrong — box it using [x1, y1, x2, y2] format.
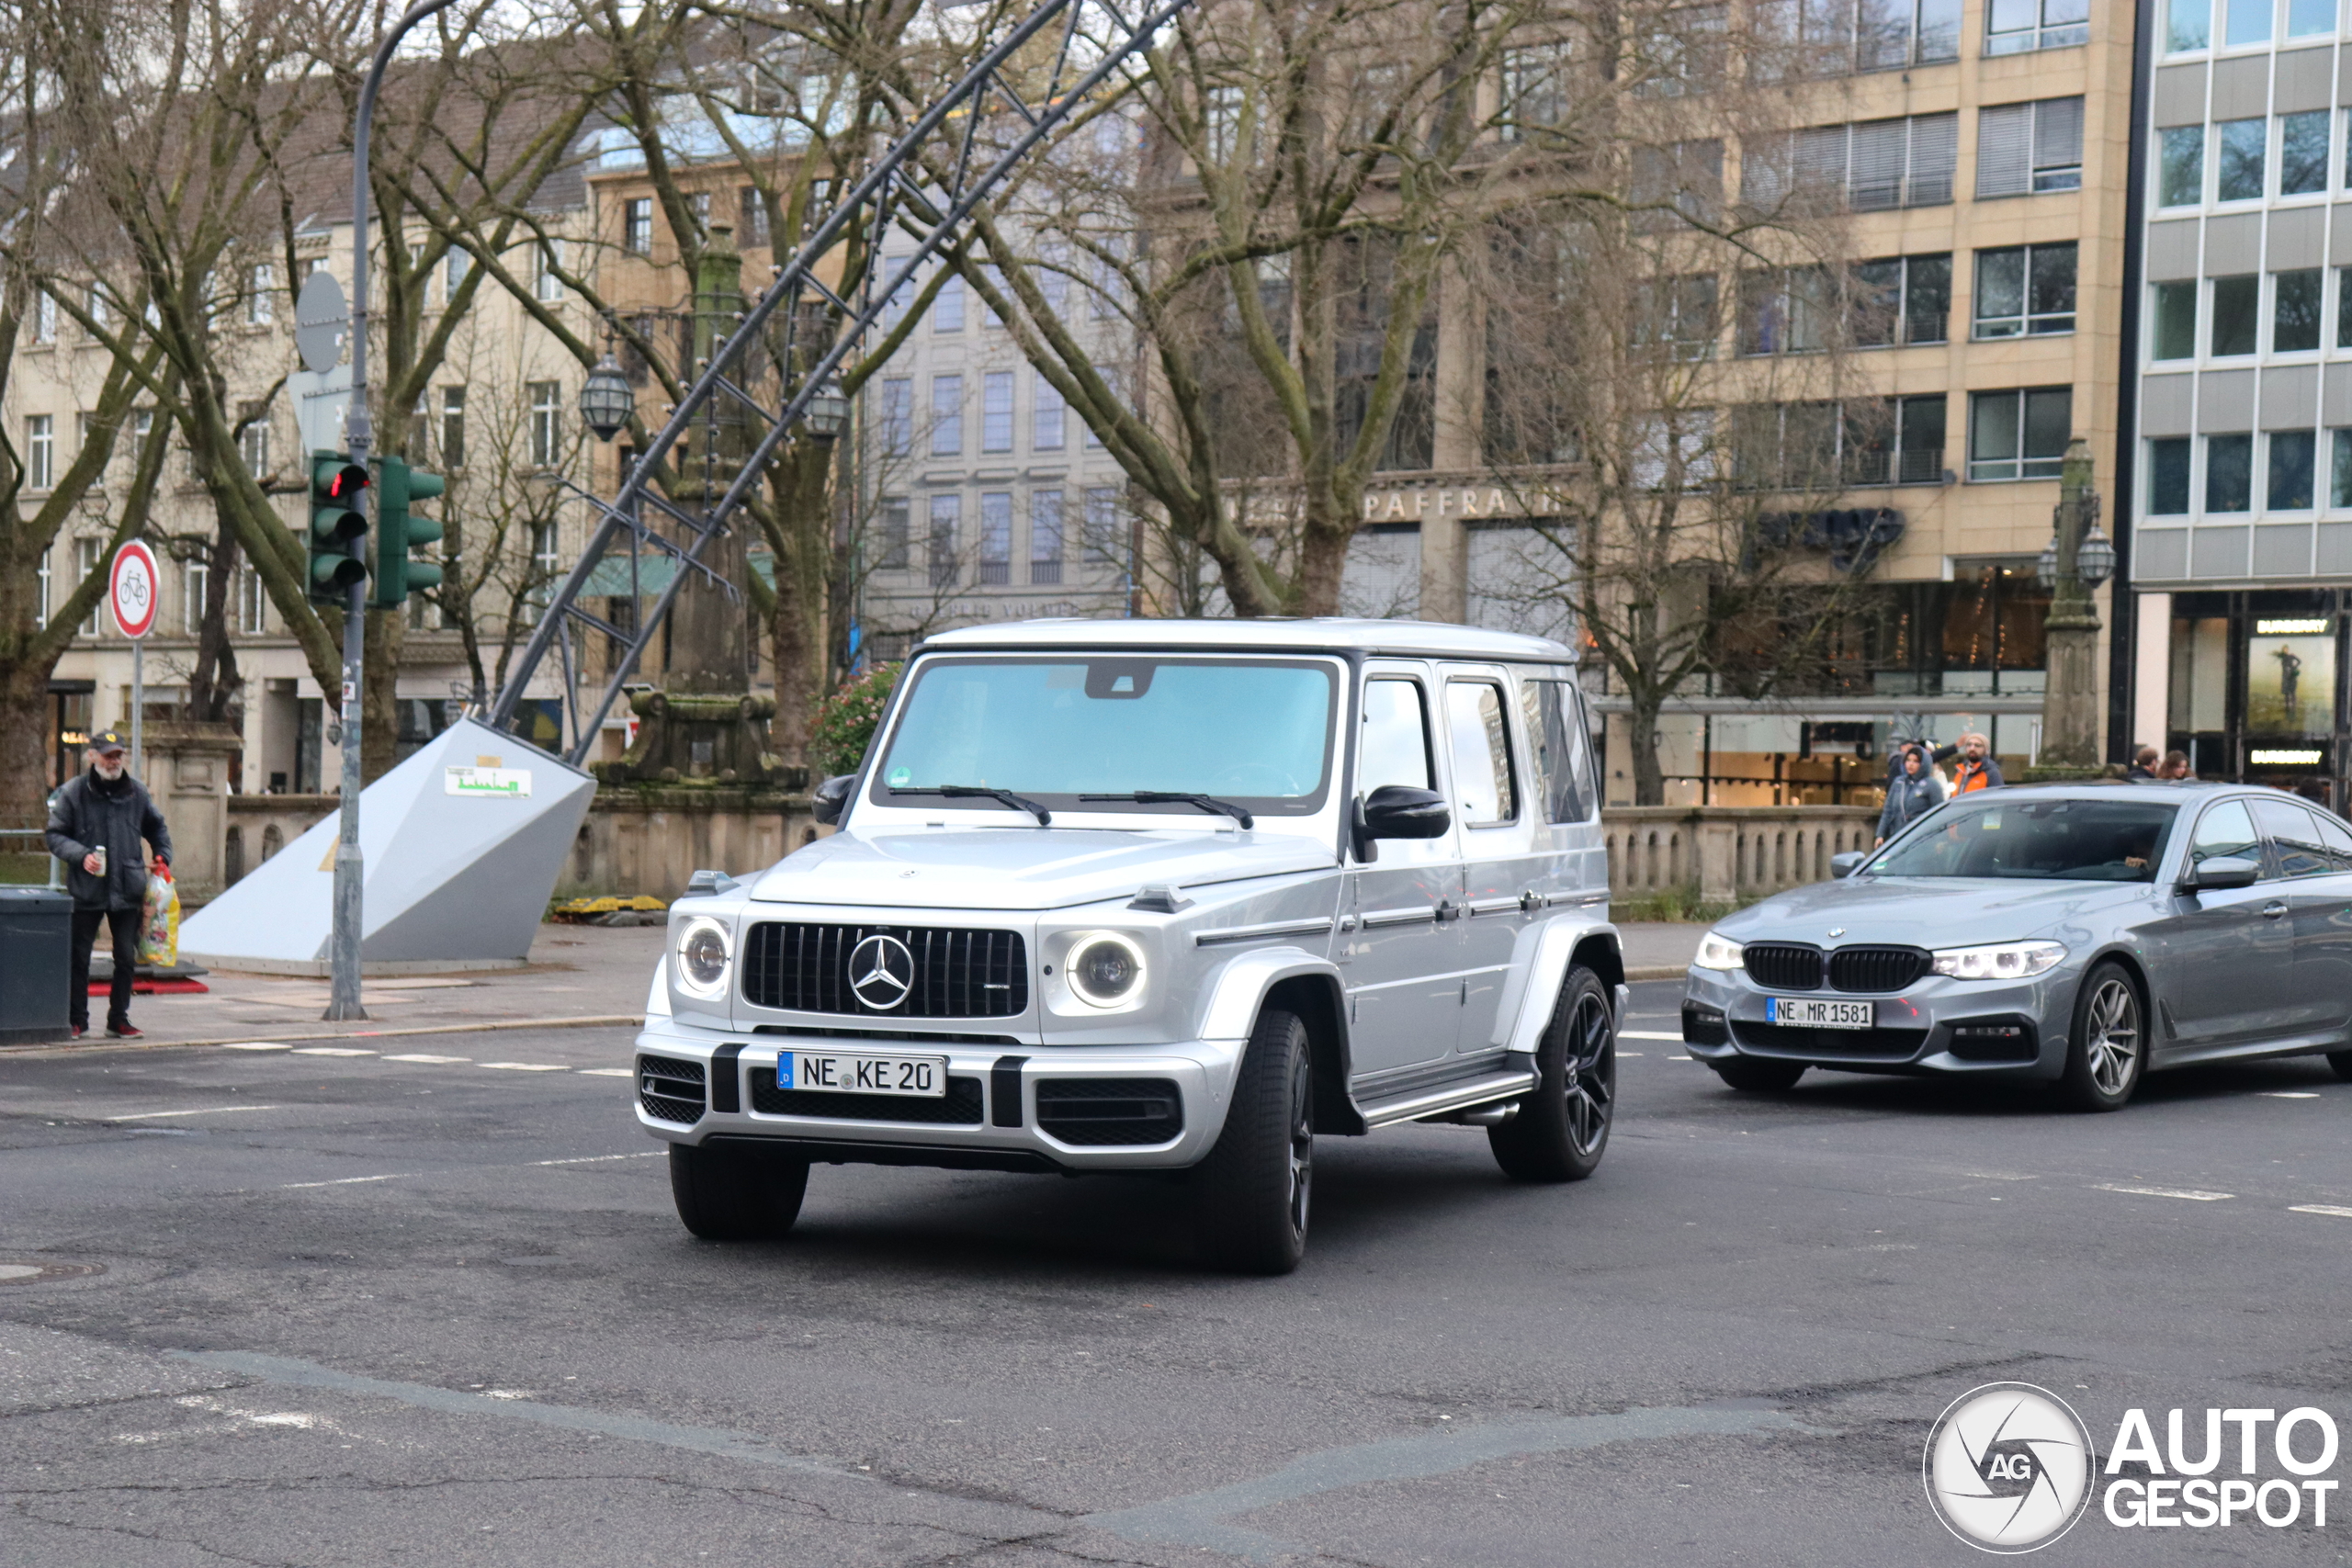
[0, 1014, 647, 1060]
[1624, 966, 1690, 982]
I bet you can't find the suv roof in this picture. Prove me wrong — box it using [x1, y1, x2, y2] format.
[918, 616, 1576, 661]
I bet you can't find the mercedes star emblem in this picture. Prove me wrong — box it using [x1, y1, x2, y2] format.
[847, 932, 916, 1010]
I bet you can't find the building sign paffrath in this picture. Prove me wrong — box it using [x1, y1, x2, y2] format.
[1358, 484, 1542, 523]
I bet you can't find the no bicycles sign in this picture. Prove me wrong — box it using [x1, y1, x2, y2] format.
[109, 541, 159, 640]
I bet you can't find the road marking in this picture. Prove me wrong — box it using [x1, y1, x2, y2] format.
[2096, 1183, 2233, 1202]
[1082, 1404, 1814, 1564]
[1618, 1052, 1643, 1057]
[531, 1152, 664, 1166]
[2290, 1204, 2352, 1219]
[576, 1067, 634, 1077]
[1668, 1055, 1691, 1061]
[382, 1054, 470, 1064]
[108, 1105, 285, 1121]
[219, 1043, 291, 1052]
[1620, 1031, 1683, 1041]
[281, 1174, 405, 1190]
[2261, 1091, 2321, 1099]
[480, 1062, 571, 1072]
[291, 1047, 375, 1057]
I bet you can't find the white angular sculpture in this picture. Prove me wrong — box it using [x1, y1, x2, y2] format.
[181, 718, 596, 973]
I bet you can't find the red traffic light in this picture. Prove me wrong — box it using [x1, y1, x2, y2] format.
[311, 454, 369, 500]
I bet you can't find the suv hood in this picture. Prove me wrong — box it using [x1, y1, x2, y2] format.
[747, 827, 1336, 912]
[1719, 875, 2155, 947]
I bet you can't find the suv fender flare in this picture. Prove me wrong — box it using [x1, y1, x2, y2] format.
[1195, 946, 1365, 1134]
[1489, 916, 1625, 1057]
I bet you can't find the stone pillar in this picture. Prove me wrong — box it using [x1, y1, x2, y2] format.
[142, 721, 243, 907]
[2033, 439, 2104, 778]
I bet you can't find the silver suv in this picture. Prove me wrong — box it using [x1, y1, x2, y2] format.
[633, 619, 1624, 1272]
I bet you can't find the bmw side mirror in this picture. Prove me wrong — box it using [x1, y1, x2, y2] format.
[1830, 851, 1864, 879]
[1362, 784, 1451, 840]
[2186, 855, 2260, 892]
[812, 773, 855, 826]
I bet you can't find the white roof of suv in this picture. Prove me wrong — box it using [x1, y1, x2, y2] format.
[920, 616, 1576, 662]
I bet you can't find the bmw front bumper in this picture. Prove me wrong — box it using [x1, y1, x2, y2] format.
[630, 1015, 1248, 1170]
[1679, 964, 2076, 1079]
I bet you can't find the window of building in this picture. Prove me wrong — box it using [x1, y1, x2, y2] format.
[1834, 394, 1947, 485]
[237, 419, 268, 476]
[2150, 436, 2193, 513]
[933, 272, 965, 333]
[2159, 125, 2205, 205]
[528, 519, 560, 622]
[182, 553, 209, 635]
[2281, 110, 2330, 195]
[1752, 0, 1962, 76]
[1083, 486, 1122, 564]
[77, 537, 101, 635]
[1973, 243, 2075, 337]
[928, 493, 959, 586]
[2207, 432, 2254, 511]
[981, 371, 1013, 453]
[1849, 254, 1951, 346]
[35, 547, 50, 629]
[1498, 41, 1569, 141]
[1030, 491, 1064, 584]
[880, 256, 914, 326]
[238, 565, 266, 635]
[622, 199, 652, 254]
[686, 190, 710, 236]
[2153, 280, 2199, 358]
[2333, 430, 2352, 505]
[978, 492, 1012, 583]
[1967, 387, 2071, 481]
[245, 264, 275, 324]
[1634, 273, 1721, 357]
[1033, 372, 1065, 450]
[26, 415, 51, 490]
[440, 387, 466, 468]
[2276, 268, 2324, 351]
[1738, 265, 1830, 354]
[1741, 113, 1956, 211]
[2290, 0, 2335, 34]
[739, 186, 770, 247]
[528, 380, 561, 467]
[878, 378, 911, 457]
[1975, 97, 2085, 197]
[930, 374, 963, 456]
[2225, 0, 2271, 45]
[2270, 430, 2318, 509]
[533, 240, 565, 300]
[2217, 118, 2266, 200]
[30, 291, 54, 344]
[876, 496, 910, 570]
[2339, 268, 2352, 346]
[1985, 0, 2089, 53]
[2211, 274, 2260, 355]
[2167, 0, 2211, 50]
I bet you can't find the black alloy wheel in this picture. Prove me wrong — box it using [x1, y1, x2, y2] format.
[1489, 964, 1614, 1181]
[1193, 1008, 1313, 1275]
[669, 1142, 809, 1240]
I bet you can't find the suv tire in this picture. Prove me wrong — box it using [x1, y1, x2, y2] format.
[2058, 961, 2145, 1112]
[669, 1142, 809, 1240]
[1489, 964, 1614, 1182]
[1193, 1008, 1312, 1275]
[2329, 1051, 2352, 1084]
[1711, 1057, 1806, 1093]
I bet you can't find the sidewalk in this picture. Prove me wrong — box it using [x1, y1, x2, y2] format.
[1616, 921, 1703, 980]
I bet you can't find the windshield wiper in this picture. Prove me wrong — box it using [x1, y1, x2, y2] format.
[888, 785, 1052, 826]
[1080, 791, 1255, 829]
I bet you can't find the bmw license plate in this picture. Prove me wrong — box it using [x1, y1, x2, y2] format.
[1765, 997, 1873, 1029]
[777, 1049, 946, 1098]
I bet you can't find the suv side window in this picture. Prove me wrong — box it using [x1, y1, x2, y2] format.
[1444, 681, 1518, 825]
[2189, 799, 2262, 872]
[1519, 678, 1596, 823]
[2254, 798, 2335, 878]
[1359, 678, 1433, 795]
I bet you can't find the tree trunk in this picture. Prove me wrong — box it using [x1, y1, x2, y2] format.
[765, 438, 833, 767]
[1295, 503, 1353, 616]
[0, 660, 55, 833]
[362, 606, 405, 784]
[1627, 686, 1667, 807]
[188, 525, 243, 725]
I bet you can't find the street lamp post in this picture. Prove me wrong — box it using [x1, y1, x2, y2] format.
[2030, 436, 2115, 778]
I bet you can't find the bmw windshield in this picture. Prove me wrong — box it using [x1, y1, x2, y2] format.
[869, 656, 1340, 819]
[1871, 796, 2179, 882]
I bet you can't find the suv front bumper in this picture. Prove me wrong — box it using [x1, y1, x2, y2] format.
[631, 1015, 1249, 1170]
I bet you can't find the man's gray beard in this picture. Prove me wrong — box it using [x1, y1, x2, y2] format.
[94, 759, 125, 780]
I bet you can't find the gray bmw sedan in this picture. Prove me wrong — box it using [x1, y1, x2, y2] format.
[1680, 783, 2352, 1110]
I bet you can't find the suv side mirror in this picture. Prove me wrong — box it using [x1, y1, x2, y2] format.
[2186, 854, 2259, 891]
[811, 773, 856, 826]
[1362, 784, 1450, 840]
[1829, 851, 1865, 879]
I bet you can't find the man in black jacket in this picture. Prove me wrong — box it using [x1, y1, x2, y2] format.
[46, 729, 173, 1039]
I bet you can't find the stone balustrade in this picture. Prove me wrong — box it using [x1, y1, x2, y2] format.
[1603, 805, 1880, 904]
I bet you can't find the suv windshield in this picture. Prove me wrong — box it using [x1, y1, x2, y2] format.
[1871, 796, 2179, 882]
[872, 656, 1339, 818]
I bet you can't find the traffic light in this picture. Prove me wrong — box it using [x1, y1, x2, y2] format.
[307, 451, 370, 604]
[370, 455, 447, 609]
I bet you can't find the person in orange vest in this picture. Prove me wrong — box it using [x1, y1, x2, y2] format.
[1950, 730, 2003, 793]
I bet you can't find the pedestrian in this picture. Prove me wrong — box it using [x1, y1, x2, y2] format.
[2159, 750, 2192, 781]
[1876, 742, 1946, 847]
[1951, 730, 2003, 793]
[45, 728, 172, 1040]
[2127, 745, 2159, 781]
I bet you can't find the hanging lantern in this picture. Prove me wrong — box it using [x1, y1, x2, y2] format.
[801, 374, 848, 440]
[2075, 525, 2117, 588]
[578, 354, 636, 442]
[2035, 536, 2060, 591]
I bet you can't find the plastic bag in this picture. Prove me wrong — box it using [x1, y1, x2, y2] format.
[140, 864, 179, 967]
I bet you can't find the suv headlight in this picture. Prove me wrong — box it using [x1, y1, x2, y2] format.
[1930, 941, 2065, 980]
[1065, 931, 1148, 1009]
[1693, 931, 1745, 971]
[673, 916, 733, 998]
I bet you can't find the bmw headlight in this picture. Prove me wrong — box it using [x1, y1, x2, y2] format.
[1065, 932, 1148, 1009]
[673, 916, 733, 998]
[1930, 941, 2065, 981]
[1693, 931, 1745, 971]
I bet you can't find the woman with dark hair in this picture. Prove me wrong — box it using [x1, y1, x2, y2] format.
[2159, 750, 2192, 781]
[1876, 743, 1946, 847]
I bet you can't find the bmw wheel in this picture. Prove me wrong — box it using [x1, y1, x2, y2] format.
[1488, 965, 1614, 1182]
[1193, 1008, 1312, 1275]
[2059, 961, 2144, 1112]
[669, 1142, 809, 1240]
[1710, 1057, 1806, 1093]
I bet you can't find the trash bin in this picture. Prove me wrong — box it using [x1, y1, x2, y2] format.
[0, 886, 73, 1044]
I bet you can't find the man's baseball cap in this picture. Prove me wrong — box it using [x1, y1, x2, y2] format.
[87, 728, 127, 754]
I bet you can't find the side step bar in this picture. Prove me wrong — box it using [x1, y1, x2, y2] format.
[1358, 1069, 1539, 1130]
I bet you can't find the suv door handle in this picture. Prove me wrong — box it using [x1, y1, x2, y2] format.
[2263, 901, 2290, 919]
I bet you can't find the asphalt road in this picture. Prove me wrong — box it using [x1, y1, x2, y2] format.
[5, 981, 2351, 1566]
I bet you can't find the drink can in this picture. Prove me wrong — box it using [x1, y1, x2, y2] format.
[93, 845, 107, 876]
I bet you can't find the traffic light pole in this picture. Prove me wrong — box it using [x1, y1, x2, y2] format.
[326, 0, 459, 1022]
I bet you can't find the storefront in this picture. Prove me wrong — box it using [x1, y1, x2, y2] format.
[2167, 590, 2345, 807]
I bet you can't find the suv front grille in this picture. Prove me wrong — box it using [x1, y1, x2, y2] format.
[741, 923, 1028, 1019]
[639, 1054, 706, 1123]
[1035, 1078, 1183, 1146]
[1826, 946, 1929, 993]
[1741, 943, 1823, 991]
[746, 1067, 986, 1124]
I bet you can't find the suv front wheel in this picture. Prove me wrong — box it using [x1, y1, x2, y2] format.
[1193, 1008, 1313, 1275]
[669, 1142, 809, 1240]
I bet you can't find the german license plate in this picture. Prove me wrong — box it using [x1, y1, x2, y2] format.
[1765, 997, 1873, 1029]
[777, 1049, 946, 1097]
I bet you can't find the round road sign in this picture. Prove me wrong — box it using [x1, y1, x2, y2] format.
[108, 540, 159, 639]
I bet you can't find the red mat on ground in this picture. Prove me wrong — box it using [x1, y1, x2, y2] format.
[89, 978, 209, 995]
